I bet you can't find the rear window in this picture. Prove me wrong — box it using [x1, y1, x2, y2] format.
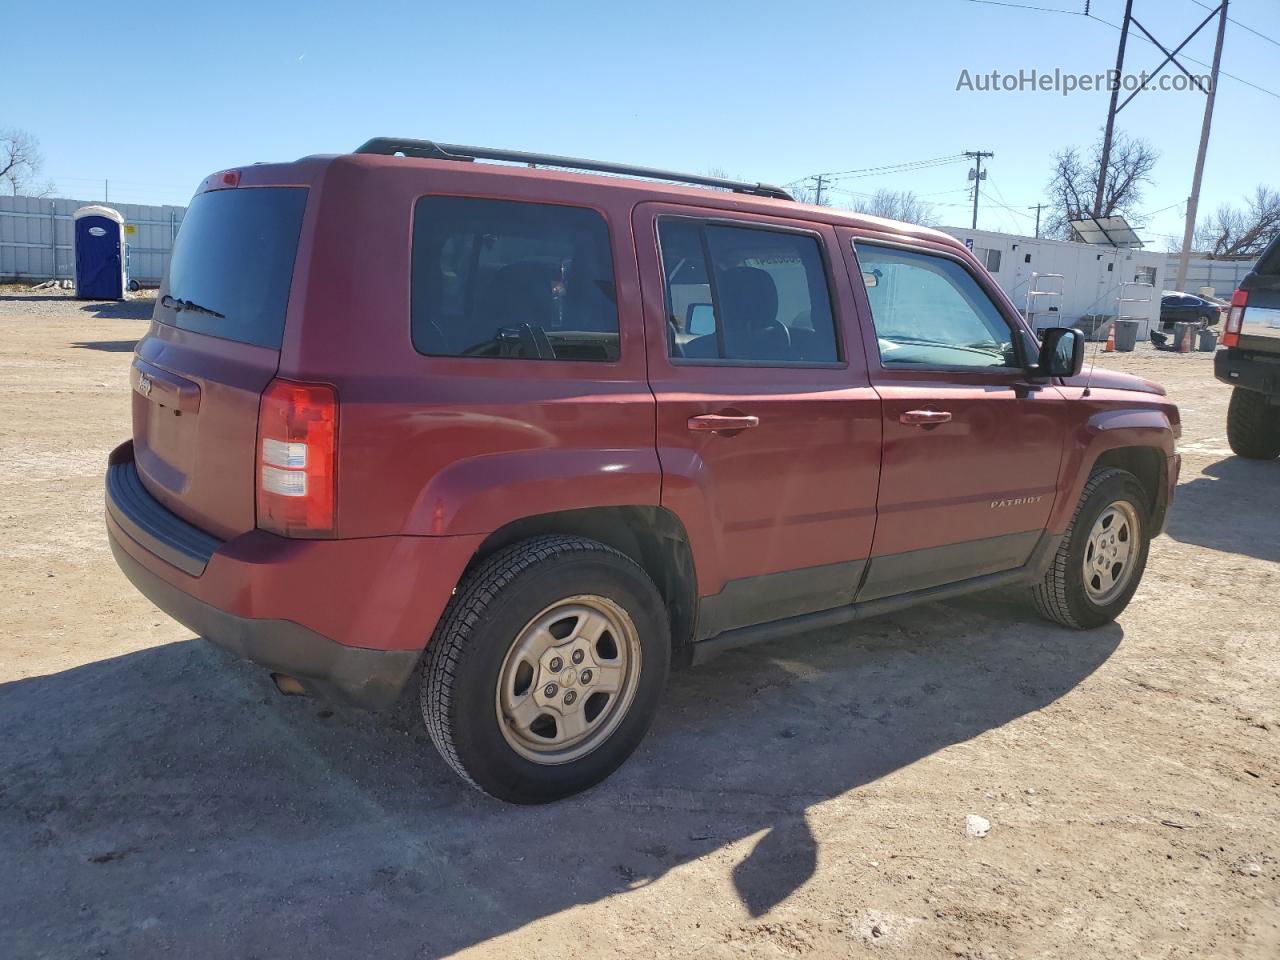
[411, 197, 619, 362]
[160, 187, 307, 348]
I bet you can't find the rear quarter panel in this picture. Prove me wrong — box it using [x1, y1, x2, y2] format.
[288, 157, 659, 539]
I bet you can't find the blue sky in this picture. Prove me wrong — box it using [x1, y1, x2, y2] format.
[10, 0, 1278, 247]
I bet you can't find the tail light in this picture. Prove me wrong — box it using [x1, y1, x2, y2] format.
[1222, 290, 1248, 348]
[256, 379, 337, 537]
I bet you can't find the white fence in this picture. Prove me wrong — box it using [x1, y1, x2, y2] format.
[0, 195, 186, 285]
[1163, 255, 1255, 298]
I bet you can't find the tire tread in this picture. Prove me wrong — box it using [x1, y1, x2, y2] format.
[1226, 387, 1280, 460]
[1033, 467, 1128, 629]
[420, 535, 646, 795]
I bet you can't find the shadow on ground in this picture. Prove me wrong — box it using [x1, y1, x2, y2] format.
[1166, 455, 1280, 563]
[71, 339, 139, 353]
[0, 595, 1119, 959]
[79, 300, 155, 321]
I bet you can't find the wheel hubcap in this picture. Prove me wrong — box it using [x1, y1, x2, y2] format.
[496, 595, 642, 765]
[1082, 500, 1140, 605]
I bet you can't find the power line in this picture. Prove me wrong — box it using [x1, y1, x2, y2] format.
[1088, 10, 1280, 99]
[972, 0, 1280, 98]
[784, 153, 970, 192]
[985, 177, 1043, 235]
[918, 187, 977, 198]
[1188, 0, 1280, 49]
[828, 159, 969, 181]
[1140, 199, 1187, 217]
[986, 177, 1038, 221]
[964, 0, 1083, 14]
[822, 154, 969, 180]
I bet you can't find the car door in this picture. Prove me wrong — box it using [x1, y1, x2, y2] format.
[634, 203, 881, 640]
[838, 230, 1069, 601]
[1164, 294, 1197, 327]
[1189, 296, 1215, 323]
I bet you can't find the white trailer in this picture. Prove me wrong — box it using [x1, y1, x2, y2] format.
[941, 227, 1166, 338]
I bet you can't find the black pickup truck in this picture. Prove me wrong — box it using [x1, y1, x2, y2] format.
[1216, 236, 1280, 459]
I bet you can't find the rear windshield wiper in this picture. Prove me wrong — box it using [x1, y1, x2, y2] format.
[161, 294, 225, 319]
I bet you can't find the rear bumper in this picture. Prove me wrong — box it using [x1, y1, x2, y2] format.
[109, 532, 418, 708]
[105, 440, 484, 709]
[1214, 348, 1280, 397]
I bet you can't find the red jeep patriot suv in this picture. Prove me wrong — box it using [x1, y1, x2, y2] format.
[106, 138, 1180, 802]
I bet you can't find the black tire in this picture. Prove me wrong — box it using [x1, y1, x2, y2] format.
[420, 535, 670, 803]
[1226, 387, 1280, 460]
[1033, 468, 1151, 629]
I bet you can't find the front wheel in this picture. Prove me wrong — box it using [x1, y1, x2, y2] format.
[420, 536, 670, 803]
[1033, 468, 1150, 629]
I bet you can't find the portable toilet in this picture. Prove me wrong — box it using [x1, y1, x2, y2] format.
[73, 205, 127, 300]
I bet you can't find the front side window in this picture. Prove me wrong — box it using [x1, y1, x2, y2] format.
[411, 197, 619, 362]
[658, 219, 839, 364]
[856, 243, 1019, 370]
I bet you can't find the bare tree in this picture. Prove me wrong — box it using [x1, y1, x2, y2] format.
[1192, 186, 1280, 258]
[849, 189, 937, 226]
[1044, 131, 1157, 239]
[0, 129, 53, 197]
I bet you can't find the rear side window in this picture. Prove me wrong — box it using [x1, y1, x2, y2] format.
[658, 219, 839, 364]
[411, 197, 619, 362]
[161, 187, 307, 348]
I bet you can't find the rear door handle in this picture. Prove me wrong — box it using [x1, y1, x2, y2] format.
[688, 413, 760, 433]
[900, 409, 952, 425]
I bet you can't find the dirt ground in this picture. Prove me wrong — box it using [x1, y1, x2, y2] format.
[1, 288, 1276, 960]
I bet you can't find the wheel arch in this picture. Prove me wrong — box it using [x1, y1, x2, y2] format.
[1092, 446, 1167, 528]
[465, 506, 699, 665]
[1051, 406, 1178, 536]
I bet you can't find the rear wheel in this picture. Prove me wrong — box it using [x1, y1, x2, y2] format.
[1033, 467, 1150, 629]
[1226, 387, 1280, 460]
[420, 535, 669, 803]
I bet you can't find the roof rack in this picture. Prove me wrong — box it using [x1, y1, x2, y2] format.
[354, 138, 794, 201]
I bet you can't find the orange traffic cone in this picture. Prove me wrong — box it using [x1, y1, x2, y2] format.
[1103, 323, 1116, 353]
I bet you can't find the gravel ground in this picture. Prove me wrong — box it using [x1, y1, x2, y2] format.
[1, 289, 1276, 959]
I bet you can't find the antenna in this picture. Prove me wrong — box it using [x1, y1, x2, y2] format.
[1081, 336, 1101, 397]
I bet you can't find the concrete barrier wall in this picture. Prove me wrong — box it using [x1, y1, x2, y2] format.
[1164, 255, 1254, 298]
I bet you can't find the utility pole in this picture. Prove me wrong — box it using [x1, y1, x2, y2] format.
[1176, 0, 1228, 291]
[1028, 204, 1044, 238]
[811, 173, 827, 207]
[104, 179, 109, 203]
[1095, 0, 1135, 218]
[965, 151, 993, 230]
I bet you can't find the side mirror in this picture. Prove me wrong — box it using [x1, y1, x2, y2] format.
[686, 303, 716, 337]
[1036, 327, 1085, 378]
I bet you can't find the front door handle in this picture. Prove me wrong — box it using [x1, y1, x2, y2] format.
[688, 413, 760, 433]
[900, 409, 952, 426]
